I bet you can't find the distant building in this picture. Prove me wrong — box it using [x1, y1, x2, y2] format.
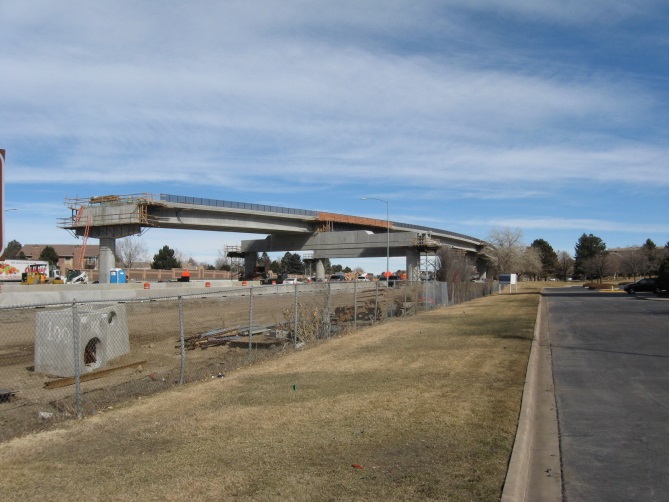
[20, 244, 100, 273]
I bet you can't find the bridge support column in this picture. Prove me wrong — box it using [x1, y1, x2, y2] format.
[244, 254, 257, 280]
[476, 256, 488, 281]
[98, 237, 116, 284]
[406, 250, 420, 282]
[315, 259, 325, 282]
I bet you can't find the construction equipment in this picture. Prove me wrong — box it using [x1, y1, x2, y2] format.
[20, 264, 48, 285]
[64, 269, 89, 284]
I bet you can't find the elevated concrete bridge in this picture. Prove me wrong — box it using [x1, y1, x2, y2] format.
[59, 193, 488, 283]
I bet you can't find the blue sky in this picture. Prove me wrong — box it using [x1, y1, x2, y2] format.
[2, 1, 668, 273]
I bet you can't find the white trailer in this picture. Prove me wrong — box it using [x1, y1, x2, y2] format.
[0, 259, 50, 282]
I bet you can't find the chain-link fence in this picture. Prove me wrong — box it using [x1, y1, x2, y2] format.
[0, 280, 496, 441]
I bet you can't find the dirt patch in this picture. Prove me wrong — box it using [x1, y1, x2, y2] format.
[0, 286, 407, 441]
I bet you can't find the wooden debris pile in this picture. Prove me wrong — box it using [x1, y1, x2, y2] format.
[183, 327, 242, 350]
[183, 325, 284, 350]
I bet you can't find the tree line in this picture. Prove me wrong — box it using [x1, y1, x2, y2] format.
[3, 231, 668, 283]
[484, 229, 669, 282]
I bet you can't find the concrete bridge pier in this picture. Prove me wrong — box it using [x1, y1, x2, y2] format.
[406, 250, 420, 281]
[244, 254, 258, 279]
[315, 259, 326, 281]
[476, 256, 489, 280]
[98, 237, 116, 284]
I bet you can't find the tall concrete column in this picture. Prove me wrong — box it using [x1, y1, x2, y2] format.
[98, 237, 116, 284]
[476, 256, 488, 281]
[244, 254, 258, 280]
[316, 259, 325, 281]
[406, 250, 420, 282]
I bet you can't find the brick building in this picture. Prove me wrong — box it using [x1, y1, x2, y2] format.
[20, 244, 100, 275]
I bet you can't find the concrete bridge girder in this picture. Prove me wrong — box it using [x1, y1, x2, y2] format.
[149, 205, 314, 234]
[241, 230, 480, 259]
[62, 196, 486, 284]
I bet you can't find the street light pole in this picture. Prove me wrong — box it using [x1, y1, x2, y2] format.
[361, 197, 390, 277]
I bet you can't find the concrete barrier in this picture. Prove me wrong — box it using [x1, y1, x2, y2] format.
[501, 295, 562, 501]
[0, 280, 239, 306]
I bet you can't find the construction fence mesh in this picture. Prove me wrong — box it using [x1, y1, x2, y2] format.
[0, 280, 497, 441]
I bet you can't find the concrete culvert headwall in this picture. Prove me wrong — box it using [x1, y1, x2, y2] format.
[34, 304, 129, 377]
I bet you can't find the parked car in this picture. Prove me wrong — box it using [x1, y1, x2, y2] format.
[623, 278, 657, 294]
[357, 275, 370, 281]
[329, 274, 347, 282]
[283, 277, 302, 285]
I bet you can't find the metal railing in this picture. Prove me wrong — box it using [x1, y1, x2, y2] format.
[0, 280, 496, 441]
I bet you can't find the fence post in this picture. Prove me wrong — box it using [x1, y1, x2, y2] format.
[178, 295, 185, 385]
[248, 286, 254, 362]
[354, 281, 358, 329]
[72, 300, 83, 419]
[402, 282, 409, 315]
[293, 284, 299, 348]
[327, 282, 332, 338]
[374, 281, 379, 322]
[390, 285, 395, 318]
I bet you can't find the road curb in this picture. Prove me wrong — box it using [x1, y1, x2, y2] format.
[501, 294, 562, 501]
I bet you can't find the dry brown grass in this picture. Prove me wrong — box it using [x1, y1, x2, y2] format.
[0, 285, 540, 501]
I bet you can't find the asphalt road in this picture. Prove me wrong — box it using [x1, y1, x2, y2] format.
[544, 288, 669, 501]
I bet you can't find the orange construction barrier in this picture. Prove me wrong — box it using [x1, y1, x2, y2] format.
[143, 283, 150, 290]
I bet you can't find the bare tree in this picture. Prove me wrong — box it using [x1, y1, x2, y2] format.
[583, 252, 610, 281]
[520, 247, 542, 280]
[557, 251, 574, 281]
[215, 248, 231, 270]
[115, 236, 149, 268]
[487, 227, 525, 275]
[436, 246, 472, 283]
[618, 249, 648, 279]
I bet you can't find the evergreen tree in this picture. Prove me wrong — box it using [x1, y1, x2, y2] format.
[641, 238, 660, 273]
[39, 245, 59, 267]
[151, 245, 181, 270]
[1, 240, 25, 259]
[574, 233, 607, 278]
[279, 252, 303, 274]
[530, 239, 559, 279]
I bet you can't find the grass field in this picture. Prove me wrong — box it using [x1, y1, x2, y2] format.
[0, 285, 542, 501]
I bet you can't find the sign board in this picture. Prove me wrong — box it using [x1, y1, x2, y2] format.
[499, 274, 517, 284]
[498, 273, 518, 293]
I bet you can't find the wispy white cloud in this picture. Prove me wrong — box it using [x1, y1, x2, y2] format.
[2, 1, 667, 266]
[466, 216, 669, 234]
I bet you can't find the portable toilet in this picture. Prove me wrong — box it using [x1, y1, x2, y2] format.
[110, 268, 127, 284]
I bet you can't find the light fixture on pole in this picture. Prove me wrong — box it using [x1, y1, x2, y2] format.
[361, 197, 389, 278]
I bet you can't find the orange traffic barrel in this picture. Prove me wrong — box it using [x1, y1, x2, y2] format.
[205, 281, 211, 288]
[144, 283, 150, 290]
